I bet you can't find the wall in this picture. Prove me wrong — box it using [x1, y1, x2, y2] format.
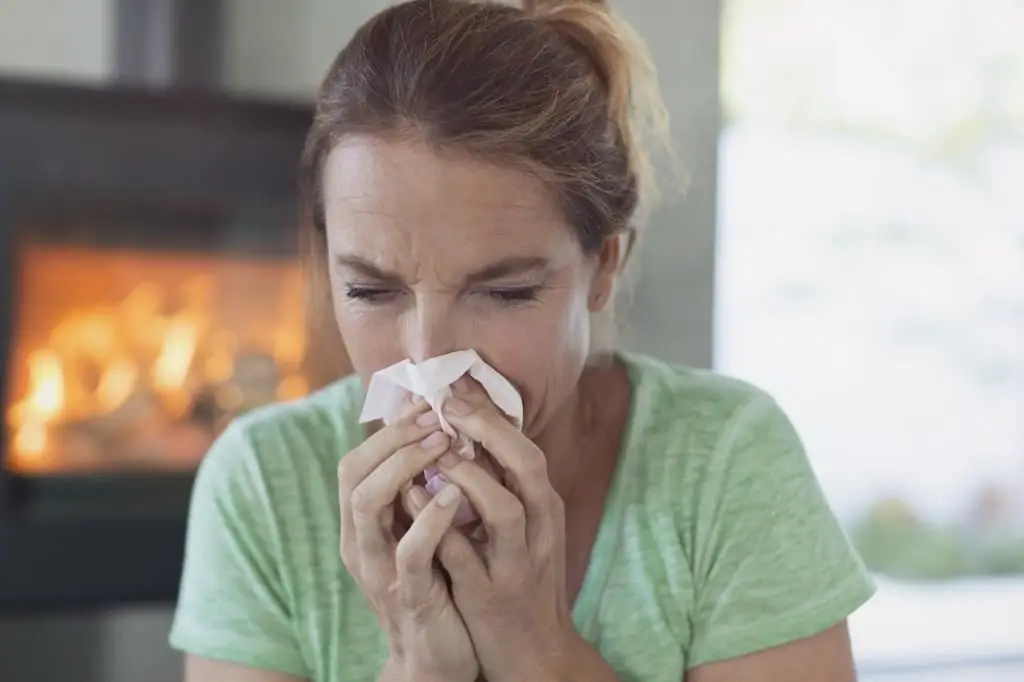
[0, 1, 719, 680]
[0, 0, 111, 83]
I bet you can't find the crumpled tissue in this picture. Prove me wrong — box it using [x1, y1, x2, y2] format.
[358, 349, 523, 525]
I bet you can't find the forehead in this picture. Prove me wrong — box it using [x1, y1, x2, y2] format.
[321, 136, 573, 260]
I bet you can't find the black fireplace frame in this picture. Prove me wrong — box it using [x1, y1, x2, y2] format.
[0, 78, 312, 611]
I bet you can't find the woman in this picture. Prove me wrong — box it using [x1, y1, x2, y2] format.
[170, 1, 875, 680]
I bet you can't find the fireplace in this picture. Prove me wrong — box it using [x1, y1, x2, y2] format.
[6, 243, 308, 476]
[0, 79, 333, 610]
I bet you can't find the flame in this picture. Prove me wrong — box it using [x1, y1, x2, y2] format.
[153, 317, 200, 393]
[97, 359, 139, 413]
[24, 350, 64, 420]
[5, 252, 312, 474]
[7, 350, 64, 465]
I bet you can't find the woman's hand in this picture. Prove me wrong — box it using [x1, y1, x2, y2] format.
[429, 380, 585, 682]
[338, 399, 480, 682]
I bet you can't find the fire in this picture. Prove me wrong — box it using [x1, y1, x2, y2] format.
[4, 246, 312, 474]
[9, 350, 64, 459]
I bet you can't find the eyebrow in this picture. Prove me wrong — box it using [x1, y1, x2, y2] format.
[333, 255, 403, 283]
[333, 254, 551, 285]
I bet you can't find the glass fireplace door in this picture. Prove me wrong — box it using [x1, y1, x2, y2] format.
[6, 240, 310, 476]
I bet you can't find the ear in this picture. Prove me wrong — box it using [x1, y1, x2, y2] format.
[587, 233, 623, 312]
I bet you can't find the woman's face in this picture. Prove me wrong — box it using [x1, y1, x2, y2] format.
[321, 136, 619, 435]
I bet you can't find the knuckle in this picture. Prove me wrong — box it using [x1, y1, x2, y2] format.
[438, 536, 475, 567]
[361, 572, 391, 598]
[336, 454, 357, 483]
[394, 537, 430, 574]
[348, 485, 377, 518]
[489, 501, 525, 531]
[532, 529, 557, 559]
[385, 441, 446, 488]
[387, 422, 434, 458]
[392, 439, 435, 468]
[520, 450, 549, 485]
[395, 413, 429, 438]
[400, 586, 443, 622]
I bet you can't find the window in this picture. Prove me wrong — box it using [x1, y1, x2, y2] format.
[717, 0, 1024, 676]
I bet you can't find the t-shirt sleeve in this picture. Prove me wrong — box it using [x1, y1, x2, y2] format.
[687, 392, 876, 668]
[169, 421, 308, 678]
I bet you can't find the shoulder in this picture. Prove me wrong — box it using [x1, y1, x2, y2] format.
[622, 351, 790, 460]
[619, 351, 812, 523]
[172, 378, 367, 678]
[192, 375, 366, 502]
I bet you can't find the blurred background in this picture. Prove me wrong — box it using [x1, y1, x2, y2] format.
[0, 0, 1021, 681]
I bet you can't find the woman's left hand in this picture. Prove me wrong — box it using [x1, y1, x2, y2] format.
[428, 379, 582, 682]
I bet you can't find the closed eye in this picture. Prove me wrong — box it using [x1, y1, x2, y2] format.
[344, 284, 541, 306]
[344, 285, 401, 304]
[485, 286, 541, 306]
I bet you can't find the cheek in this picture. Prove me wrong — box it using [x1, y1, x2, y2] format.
[472, 290, 591, 425]
[331, 297, 407, 381]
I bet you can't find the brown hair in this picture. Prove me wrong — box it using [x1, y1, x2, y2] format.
[300, 0, 670, 375]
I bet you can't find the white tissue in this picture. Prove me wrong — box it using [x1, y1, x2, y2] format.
[359, 349, 523, 453]
[358, 350, 524, 526]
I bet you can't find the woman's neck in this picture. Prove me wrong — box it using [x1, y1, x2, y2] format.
[532, 354, 631, 504]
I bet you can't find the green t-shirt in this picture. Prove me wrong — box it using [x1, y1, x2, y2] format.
[169, 352, 875, 681]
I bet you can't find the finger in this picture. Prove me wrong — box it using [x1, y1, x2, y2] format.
[395, 483, 463, 605]
[436, 457, 527, 566]
[436, 527, 487, 597]
[396, 399, 428, 493]
[442, 388, 556, 551]
[338, 403, 439, 548]
[338, 401, 438, 493]
[350, 431, 452, 559]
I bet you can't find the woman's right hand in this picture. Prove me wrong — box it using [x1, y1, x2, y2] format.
[338, 399, 480, 682]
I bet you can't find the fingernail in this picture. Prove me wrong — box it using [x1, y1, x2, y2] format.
[420, 431, 447, 449]
[435, 483, 462, 508]
[412, 394, 426, 405]
[439, 452, 460, 468]
[444, 398, 472, 417]
[416, 410, 439, 427]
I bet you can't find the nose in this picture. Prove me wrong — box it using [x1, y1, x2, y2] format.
[402, 296, 458, 363]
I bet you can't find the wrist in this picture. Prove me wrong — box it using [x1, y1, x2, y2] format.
[377, 657, 409, 682]
[534, 631, 618, 682]
[379, 656, 476, 682]
[487, 632, 579, 682]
